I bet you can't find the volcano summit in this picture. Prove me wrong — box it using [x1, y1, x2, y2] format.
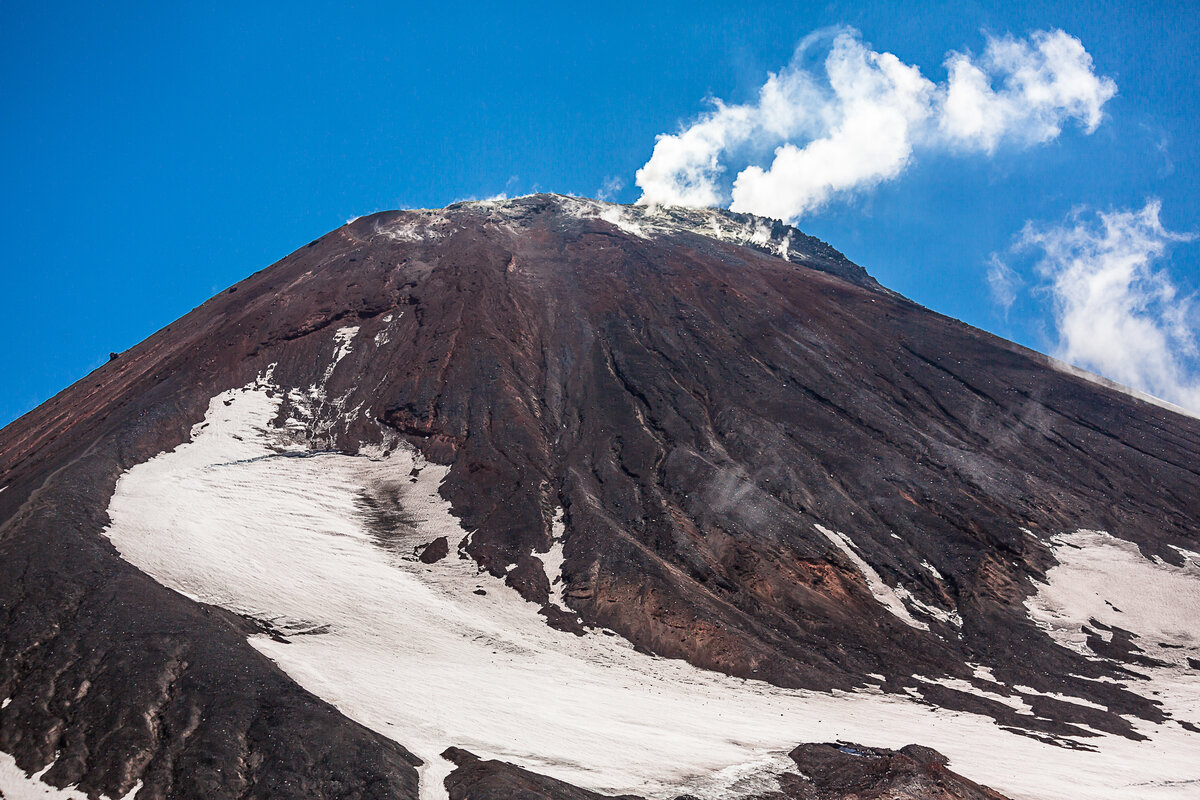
[1, 195, 1198, 800]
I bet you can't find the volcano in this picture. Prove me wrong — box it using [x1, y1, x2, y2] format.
[1, 194, 1197, 800]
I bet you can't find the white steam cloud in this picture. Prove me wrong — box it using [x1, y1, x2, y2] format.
[1012, 201, 1199, 413]
[635, 28, 1116, 221]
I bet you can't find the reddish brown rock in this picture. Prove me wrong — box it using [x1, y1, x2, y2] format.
[418, 535, 450, 563]
[442, 747, 645, 800]
[777, 742, 1010, 800]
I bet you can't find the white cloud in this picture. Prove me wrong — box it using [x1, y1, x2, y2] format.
[634, 103, 753, 208]
[597, 175, 626, 201]
[729, 34, 934, 220]
[987, 254, 1022, 314]
[635, 28, 1116, 221]
[941, 30, 1115, 152]
[633, 28, 838, 210]
[1015, 201, 1199, 412]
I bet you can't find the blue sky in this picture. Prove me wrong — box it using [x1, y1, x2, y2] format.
[2, 1, 1198, 425]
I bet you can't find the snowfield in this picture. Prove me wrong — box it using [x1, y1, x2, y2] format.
[1025, 530, 1200, 725]
[0, 752, 140, 800]
[9, 375, 1188, 800]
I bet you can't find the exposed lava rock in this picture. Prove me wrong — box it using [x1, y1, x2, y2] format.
[776, 742, 1010, 800]
[442, 747, 645, 800]
[418, 535, 450, 563]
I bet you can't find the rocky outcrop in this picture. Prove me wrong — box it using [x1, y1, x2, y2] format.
[776, 742, 1010, 800]
[441, 748, 644, 800]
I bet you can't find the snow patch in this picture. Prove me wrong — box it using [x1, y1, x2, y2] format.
[375, 214, 449, 243]
[332, 326, 359, 366]
[674, 750, 797, 798]
[598, 206, 648, 238]
[1025, 530, 1200, 724]
[970, 663, 998, 683]
[814, 525, 927, 630]
[555, 197, 648, 239]
[282, 325, 362, 445]
[100, 382, 1200, 800]
[374, 312, 400, 347]
[898, 586, 963, 630]
[379, 219, 424, 241]
[540, 507, 567, 608]
[0, 753, 141, 800]
[1013, 685, 1108, 711]
[1170, 545, 1200, 567]
[1026, 530, 1200, 666]
[913, 675, 1034, 715]
[536, 196, 802, 259]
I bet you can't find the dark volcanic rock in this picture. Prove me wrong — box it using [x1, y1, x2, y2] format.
[898, 743, 950, 765]
[779, 742, 1010, 800]
[1, 194, 1198, 796]
[442, 747, 644, 800]
[418, 535, 450, 563]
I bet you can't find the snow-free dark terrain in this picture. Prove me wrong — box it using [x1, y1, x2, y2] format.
[1, 195, 1197, 799]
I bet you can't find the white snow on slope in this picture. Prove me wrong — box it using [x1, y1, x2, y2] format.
[912, 675, 1034, 715]
[374, 312, 399, 347]
[1012, 684, 1108, 711]
[598, 205, 647, 238]
[331, 325, 359, 367]
[508, 195, 805, 260]
[94, 379, 1200, 800]
[814, 524, 927, 630]
[970, 663, 998, 683]
[282, 325, 363, 445]
[1026, 531, 1200, 664]
[1026, 529, 1200, 723]
[0, 753, 141, 800]
[815, 526, 962, 631]
[539, 507, 567, 608]
[374, 214, 450, 243]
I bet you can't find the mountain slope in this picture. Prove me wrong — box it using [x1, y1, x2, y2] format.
[1, 195, 1197, 799]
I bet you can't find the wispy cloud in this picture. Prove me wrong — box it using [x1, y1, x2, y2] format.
[986, 254, 1022, 315]
[635, 28, 1115, 222]
[1011, 201, 1199, 412]
[597, 175, 625, 202]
